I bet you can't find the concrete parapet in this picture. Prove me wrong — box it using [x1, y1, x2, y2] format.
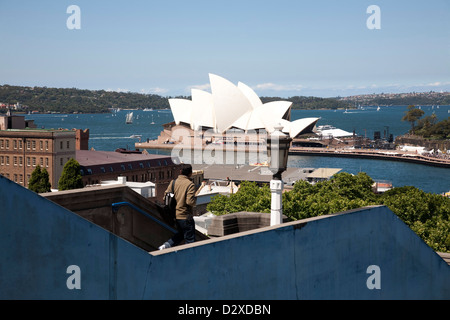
[1, 175, 449, 299]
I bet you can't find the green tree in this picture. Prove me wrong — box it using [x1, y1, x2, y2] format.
[28, 165, 51, 193]
[283, 172, 377, 220]
[207, 181, 271, 215]
[402, 105, 425, 134]
[58, 158, 84, 191]
[206, 172, 450, 252]
[379, 186, 450, 252]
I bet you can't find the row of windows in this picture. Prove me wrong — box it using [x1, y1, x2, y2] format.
[81, 167, 174, 180]
[80, 160, 171, 176]
[0, 138, 50, 151]
[0, 173, 30, 185]
[0, 139, 72, 151]
[0, 155, 50, 167]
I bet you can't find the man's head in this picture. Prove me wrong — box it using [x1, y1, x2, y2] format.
[181, 164, 193, 177]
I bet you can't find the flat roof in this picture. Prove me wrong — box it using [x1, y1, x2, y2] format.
[307, 168, 342, 179]
[191, 164, 336, 184]
[76, 150, 174, 167]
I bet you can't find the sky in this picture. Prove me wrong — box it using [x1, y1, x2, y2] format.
[0, 0, 449, 98]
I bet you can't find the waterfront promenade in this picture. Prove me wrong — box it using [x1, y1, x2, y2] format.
[135, 141, 450, 168]
[288, 147, 450, 168]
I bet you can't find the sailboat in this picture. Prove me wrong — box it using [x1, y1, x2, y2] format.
[126, 112, 133, 124]
[377, 106, 381, 111]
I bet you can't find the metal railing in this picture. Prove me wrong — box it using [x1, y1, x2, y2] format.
[112, 201, 177, 234]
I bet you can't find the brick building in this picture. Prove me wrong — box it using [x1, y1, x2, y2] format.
[0, 113, 199, 199]
[0, 129, 77, 188]
[76, 149, 197, 201]
[0, 113, 89, 189]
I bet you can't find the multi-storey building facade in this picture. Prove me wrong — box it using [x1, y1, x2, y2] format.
[0, 129, 76, 188]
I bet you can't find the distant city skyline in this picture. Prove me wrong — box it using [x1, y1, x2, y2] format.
[1, 0, 449, 98]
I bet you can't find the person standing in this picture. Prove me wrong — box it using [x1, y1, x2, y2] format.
[159, 164, 197, 250]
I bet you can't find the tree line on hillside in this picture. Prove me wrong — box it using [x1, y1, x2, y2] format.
[0, 84, 353, 113]
[207, 173, 450, 253]
[351, 95, 450, 107]
[402, 105, 450, 139]
[5, 84, 449, 114]
[0, 85, 171, 113]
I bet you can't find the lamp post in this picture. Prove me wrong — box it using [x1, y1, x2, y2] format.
[266, 125, 292, 226]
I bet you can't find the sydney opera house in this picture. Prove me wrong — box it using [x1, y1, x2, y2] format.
[155, 74, 320, 150]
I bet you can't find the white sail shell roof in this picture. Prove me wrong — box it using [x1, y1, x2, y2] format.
[168, 74, 320, 138]
[191, 89, 215, 130]
[209, 74, 254, 133]
[237, 81, 263, 109]
[168, 98, 193, 125]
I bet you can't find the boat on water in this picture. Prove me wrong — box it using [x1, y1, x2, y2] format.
[125, 112, 133, 124]
[143, 108, 153, 112]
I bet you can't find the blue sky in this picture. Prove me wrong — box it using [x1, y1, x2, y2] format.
[1, 0, 449, 97]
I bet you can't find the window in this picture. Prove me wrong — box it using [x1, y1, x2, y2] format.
[121, 164, 126, 171]
[60, 158, 63, 166]
[0, 156, 4, 165]
[32, 157, 36, 167]
[45, 158, 49, 167]
[27, 157, 30, 166]
[6, 156, 9, 165]
[13, 156, 17, 166]
[5, 140, 9, 149]
[60, 141, 63, 149]
[19, 157, 23, 166]
[128, 164, 133, 170]
[87, 169, 93, 175]
[26, 140, 31, 150]
[40, 157, 43, 166]
[0, 139, 3, 149]
[13, 140, 17, 149]
[18, 140, 22, 149]
[100, 167, 106, 173]
[40, 141, 43, 150]
[32, 140, 36, 150]
[80, 169, 85, 176]
[45, 141, 49, 150]
[139, 162, 144, 169]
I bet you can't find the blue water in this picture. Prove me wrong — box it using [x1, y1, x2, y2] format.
[26, 105, 450, 194]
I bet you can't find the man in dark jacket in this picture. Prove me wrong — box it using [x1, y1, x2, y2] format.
[159, 164, 197, 250]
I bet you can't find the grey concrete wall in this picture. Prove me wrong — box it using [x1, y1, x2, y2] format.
[1, 175, 449, 299]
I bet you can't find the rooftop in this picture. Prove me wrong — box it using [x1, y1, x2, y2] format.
[192, 164, 340, 185]
[76, 150, 174, 167]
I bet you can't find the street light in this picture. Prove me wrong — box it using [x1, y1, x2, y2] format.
[266, 125, 292, 226]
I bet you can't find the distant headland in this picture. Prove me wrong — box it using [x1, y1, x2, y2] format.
[0, 84, 449, 114]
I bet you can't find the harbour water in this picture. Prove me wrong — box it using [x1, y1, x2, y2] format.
[26, 105, 450, 194]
